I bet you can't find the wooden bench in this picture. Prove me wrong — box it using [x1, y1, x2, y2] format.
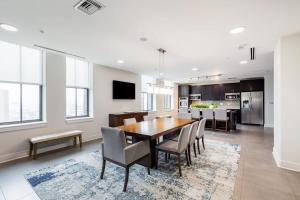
[29, 130, 83, 159]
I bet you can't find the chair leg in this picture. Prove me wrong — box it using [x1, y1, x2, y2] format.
[193, 143, 197, 157]
[100, 159, 106, 179]
[155, 149, 158, 169]
[197, 138, 201, 154]
[202, 136, 205, 150]
[147, 154, 151, 175]
[123, 167, 129, 192]
[177, 153, 182, 177]
[185, 150, 190, 166]
[188, 145, 192, 165]
[168, 153, 171, 159]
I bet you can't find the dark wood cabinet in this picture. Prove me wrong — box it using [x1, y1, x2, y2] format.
[109, 112, 148, 127]
[240, 79, 264, 92]
[179, 82, 241, 100]
[178, 85, 190, 97]
[224, 83, 240, 93]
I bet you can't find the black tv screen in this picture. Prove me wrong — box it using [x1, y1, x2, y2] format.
[113, 80, 135, 99]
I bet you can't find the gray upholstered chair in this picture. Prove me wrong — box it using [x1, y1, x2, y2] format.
[100, 127, 151, 192]
[202, 109, 214, 129]
[196, 118, 207, 154]
[187, 121, 200, 164]
[214, 109, 229, 132]
[155, 124, 192, 176]
[191, 108, 201, 120]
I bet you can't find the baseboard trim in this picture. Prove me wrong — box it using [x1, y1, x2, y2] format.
[0, 134, 101, 164]
[272, 148, 300, 172]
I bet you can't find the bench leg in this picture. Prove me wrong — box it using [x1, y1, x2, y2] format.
[73, 137, 77, 147]
[29, 143, 33, 157]
[79, 135, 82, 148]
[33, 144, 38, 160]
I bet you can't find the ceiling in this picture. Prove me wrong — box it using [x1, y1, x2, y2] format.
[0, 0, 300, 83]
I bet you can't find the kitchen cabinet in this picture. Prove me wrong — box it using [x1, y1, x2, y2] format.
[240, 79, 264, 92]
[224, 83, 240, 93]
[180, 82, 241, 100]
[178, 85, 190, 97]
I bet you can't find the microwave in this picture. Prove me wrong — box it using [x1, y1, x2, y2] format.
[225, 93, 240, 100]
[189, 94, 201, 100]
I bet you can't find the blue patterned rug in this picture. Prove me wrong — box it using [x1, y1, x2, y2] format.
[25, 140, 240, 200]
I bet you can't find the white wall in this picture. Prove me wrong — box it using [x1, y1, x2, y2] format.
[264, 72, 274, 128]
[273, 32, 300, 172]
[0, 52, 141, 163]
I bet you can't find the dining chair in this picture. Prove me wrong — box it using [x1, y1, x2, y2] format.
[196, 118, 207, 154]
[190, 108, 201, 120]
[177, 112, 192, 119]
[214, 109, 229, 132]
[100, 127, 151, 192]
[155, 124, 192, 176]
[201, 109, 214, 129]
[187, 121, 200, 164]
[123, 118, 137, 125]
[123, 118, 136, 143]
[143, 115, 155, 121]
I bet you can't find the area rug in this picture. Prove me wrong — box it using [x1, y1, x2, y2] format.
[25, 140, 240, 200]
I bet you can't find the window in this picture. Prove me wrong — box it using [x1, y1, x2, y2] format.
[0, 41, 43, 125]
[142, 93, 155, 111]
[164, 95, 173, 110]
[66, 57, 90, 118]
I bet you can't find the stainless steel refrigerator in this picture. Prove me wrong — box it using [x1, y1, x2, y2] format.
[241, 91, 264, 125]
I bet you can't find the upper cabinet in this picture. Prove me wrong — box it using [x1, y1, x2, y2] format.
[240, 79, 264, 92]
[179, 82, 242, 100]
[178, 85, 190, 97]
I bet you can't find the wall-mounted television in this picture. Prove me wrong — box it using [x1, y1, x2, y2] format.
[113, 80, 135, 100]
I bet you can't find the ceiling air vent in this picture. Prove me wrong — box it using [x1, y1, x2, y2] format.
[74, 0, 105, 15]
[250, 47, 255, 60]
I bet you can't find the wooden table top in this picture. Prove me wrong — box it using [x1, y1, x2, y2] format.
[117, 117, 194, 139]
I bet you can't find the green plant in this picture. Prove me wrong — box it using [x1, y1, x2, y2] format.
[191, 103, 209, 109]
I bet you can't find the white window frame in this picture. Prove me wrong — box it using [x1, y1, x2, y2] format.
[65, 57, 93, 120]
[0, 42, 45, 127]
[142, 92, 156, 111]
[164, 95, 173, 110]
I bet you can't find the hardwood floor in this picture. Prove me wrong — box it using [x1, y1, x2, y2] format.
[0, 125, 299, 200]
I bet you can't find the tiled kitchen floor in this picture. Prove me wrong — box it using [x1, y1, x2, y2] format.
[0, 125, 299, 200]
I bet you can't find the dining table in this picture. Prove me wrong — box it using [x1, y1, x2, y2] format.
[117, 117, 194, 168]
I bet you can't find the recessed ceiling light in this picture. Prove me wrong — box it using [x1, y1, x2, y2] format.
[140, 37, 148, 42]
[117, 60, 124, 64]
[240, 60, 248, 64]
[159, 72, 164, 76]
[230, 26, 245, 34]
[192, 67, 198, 71]
[0, 23, 18, 32]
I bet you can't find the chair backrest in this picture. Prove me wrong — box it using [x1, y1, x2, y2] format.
[214, 109, 227, 120]
[177, 112, 192, 119]
[202, 109, 214, 120]
[143, 115, 155, 121]
[191, 108, 201, 119]
[101, 127, 127, 163]
[197, 118, 207, 138]
[189, 121, 200, 145]
[177, 124, 192, 153]
[123, 118, 136, 125]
